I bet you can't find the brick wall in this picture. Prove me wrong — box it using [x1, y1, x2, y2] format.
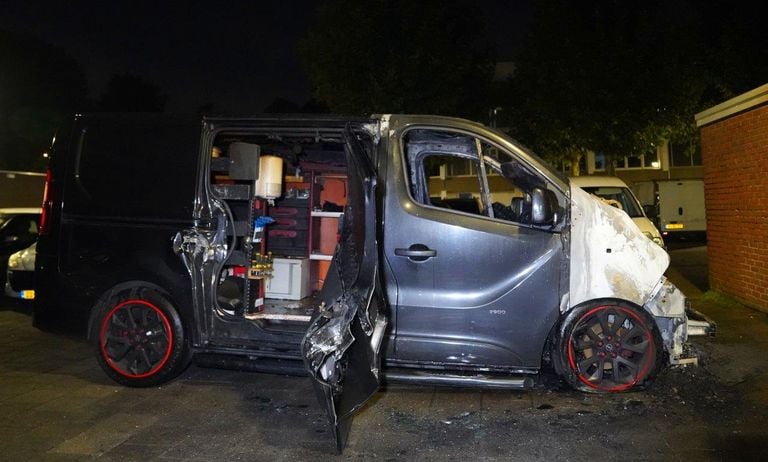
[700, 102, 768, 311]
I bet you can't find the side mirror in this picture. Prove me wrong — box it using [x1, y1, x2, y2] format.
[531, 187, 558, 226]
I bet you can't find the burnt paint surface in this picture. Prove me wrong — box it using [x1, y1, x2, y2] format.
[569, 185, 669, 308]
[568, 185, 691, 360]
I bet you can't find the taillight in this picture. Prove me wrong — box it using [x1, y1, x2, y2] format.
[39, 168, 52, 235]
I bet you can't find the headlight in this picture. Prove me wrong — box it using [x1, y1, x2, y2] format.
[7, 252, 20, 270]
[643, 232, 664, 248]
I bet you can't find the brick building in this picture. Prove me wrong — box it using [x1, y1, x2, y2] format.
[695, 83, 768, 312]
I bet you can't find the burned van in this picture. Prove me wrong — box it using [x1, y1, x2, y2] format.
[34, 113, 713, 451]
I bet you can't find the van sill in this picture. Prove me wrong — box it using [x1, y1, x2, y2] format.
[244, 312, 312, 322]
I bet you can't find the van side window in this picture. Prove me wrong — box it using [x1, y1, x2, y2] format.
[69, 118, 200, 219]
[422, 154, 483, 215]
[403, 129, 544, 225]
[480, 141, 545, 225]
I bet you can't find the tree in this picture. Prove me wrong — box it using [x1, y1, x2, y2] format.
[500, 0, 717, 175]
[299, 98, 330, 114]
[98, 73, 167, 112]
[0, 29, 88, 170]
[299, 0, 495, 118]
[197, 102, 216, 114]
[263, 97, 301, 113]
[697, 1, 768, 101]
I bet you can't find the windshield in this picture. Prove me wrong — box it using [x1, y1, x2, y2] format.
[580, 186, 644, 218]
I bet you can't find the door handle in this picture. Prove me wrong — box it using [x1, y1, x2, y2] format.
[395, 244, 436, 261]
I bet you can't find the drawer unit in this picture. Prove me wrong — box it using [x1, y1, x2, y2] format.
[270, 206, 306, 218]
[268, 204, 310, 257]
[272, 216, 309, 231]
[268, 229, 308, 257]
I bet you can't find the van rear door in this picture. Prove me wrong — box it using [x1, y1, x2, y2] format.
[301, 125, 387, 452]
[658, 179, 707, 233]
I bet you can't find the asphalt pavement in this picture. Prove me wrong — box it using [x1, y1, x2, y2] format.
[1, 244, 767, 461]
[666, 237, 709, 293]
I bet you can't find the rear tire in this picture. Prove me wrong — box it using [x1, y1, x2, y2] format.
[554, 301, 664, 393]
[90, 286, 190, 387]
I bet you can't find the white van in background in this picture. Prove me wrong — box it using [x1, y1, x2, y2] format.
[633, 179, 706, 240]
[570, 175, 665, 248]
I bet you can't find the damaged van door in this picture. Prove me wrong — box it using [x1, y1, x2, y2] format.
[301, 126, 387, 452]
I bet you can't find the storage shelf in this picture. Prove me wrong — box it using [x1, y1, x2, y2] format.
[309, 252, 333, 261]
[311, 211, 343, 218]
[211, 183, 251, 201]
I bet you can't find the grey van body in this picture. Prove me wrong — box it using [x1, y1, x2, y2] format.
[35, 113, 707, 451]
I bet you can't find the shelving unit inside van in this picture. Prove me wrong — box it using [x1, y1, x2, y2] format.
[307, 171, 347, 291]
[209, 153, 262, 316]
[210, 157, 317, 326]
[264, 173, 312, 302]
[309, 210, 343, 261]
[206, 133, 352, 332]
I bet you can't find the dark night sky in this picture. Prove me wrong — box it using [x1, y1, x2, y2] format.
[1, 0, 530, 113]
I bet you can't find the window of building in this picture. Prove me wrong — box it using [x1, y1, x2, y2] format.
[594, 153, 606, 171]
[669, 141, 702, 167]
[554, 156, 587, 175]
[615, 151, 660, 170]
[425, 155, 475, 177]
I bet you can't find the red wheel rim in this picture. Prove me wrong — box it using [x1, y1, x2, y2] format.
[100, 299, 173, 379]
[567, 305, 655, 392]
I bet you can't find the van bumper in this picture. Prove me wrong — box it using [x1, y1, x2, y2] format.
[685, 302, 717, 337]
[643, 277, 715, 365]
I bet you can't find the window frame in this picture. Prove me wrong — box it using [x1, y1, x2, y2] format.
[669, 141, 703, 168]
[399, 126, 552, 227]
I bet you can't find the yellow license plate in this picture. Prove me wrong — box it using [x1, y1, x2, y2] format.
[20, 290, 35, 300]
[665, 223, 685, 230]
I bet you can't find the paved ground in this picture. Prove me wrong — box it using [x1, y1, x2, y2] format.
[665, 238, 709, 292]
[2, 247, 768, 461]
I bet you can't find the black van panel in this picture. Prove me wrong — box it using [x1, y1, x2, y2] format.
[66, 115, 201, 220]
[35, 114, 201, 333]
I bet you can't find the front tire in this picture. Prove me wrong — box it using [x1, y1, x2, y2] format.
[90, 286, 190, 387]
[554, 301, 664, 393]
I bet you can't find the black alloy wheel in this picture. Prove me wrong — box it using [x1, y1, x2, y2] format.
[100, 299, 173, 379]
[91, 286, 190, 387]
[557, 302, 663, 392]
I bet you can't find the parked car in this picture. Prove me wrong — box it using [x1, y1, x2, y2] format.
[35, 113, 712, 451]
[569, 176, 665, 248]
[5, 242, 36, 299]
[0, 208, 41, 285]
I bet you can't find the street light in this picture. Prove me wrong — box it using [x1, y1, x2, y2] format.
[489, 107, 503, 128]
